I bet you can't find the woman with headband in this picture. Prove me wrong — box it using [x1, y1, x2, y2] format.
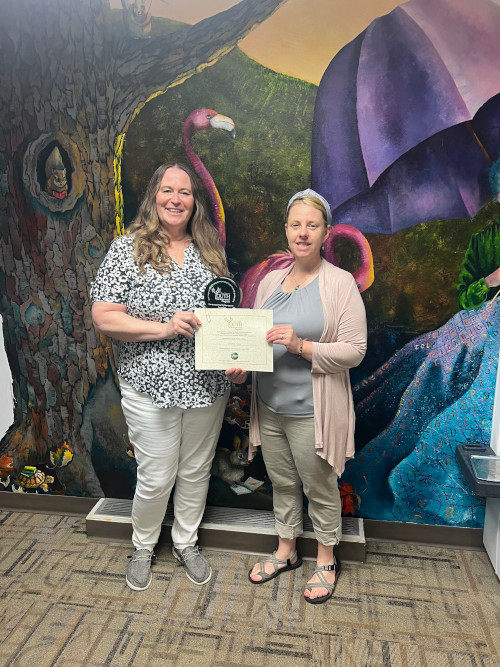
[248, 189, 367, 604]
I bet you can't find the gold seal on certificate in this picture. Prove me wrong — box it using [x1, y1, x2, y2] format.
[194, 308, 273, 372]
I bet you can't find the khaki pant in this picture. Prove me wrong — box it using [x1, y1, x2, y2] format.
[258, 399, 342, 546]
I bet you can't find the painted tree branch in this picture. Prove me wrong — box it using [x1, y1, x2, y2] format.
[112, 0, 288, 132]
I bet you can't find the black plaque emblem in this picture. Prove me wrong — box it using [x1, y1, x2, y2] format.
[204, 277, 241, 308]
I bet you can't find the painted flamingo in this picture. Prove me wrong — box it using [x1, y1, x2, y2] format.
[239, 223, 374, 307]
[181, 108, 374, 299]
[182, 108, 235, 247]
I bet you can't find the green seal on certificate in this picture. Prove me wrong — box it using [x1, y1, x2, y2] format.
[204, 277, 241, 308]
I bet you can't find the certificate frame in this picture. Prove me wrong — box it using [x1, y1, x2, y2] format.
[194, 308, 273, 372]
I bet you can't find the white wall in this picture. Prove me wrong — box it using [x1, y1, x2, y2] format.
[491, 350, 500, 455]
[484, 350, 500, 579]
[0, 315, 14, 439]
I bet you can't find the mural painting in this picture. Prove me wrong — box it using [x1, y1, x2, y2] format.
[0, 0, 499, 529]
[0, 0, 286, 498]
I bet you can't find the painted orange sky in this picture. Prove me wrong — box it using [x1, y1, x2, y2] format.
[110, 0, 403, 84]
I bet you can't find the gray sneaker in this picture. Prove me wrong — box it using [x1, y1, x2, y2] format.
[126, 548, 155, 591]
[172, 545, 212, 585]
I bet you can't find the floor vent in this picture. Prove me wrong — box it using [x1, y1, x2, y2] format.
[87, 498, 366, 562]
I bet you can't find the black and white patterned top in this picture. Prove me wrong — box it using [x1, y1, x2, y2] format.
[90, 235, 230, 408]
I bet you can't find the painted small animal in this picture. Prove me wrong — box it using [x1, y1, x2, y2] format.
[211, 447, 249, 486]
[0, 454, 14, 480]
[44, 146, 67, 199]
[14, 467, 54, 492]
[122, 0, 152, 38]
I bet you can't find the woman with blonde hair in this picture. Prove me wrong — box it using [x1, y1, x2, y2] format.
[91, 162, 245, 591]
[248, 189, 367, 604]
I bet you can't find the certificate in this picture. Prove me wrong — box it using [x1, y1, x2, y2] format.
[194, 308, 273, 372]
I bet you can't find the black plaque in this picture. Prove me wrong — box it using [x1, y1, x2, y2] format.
[204, 277, 242, 308]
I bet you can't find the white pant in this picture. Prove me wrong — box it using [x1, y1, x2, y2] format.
[119, 377, 229, 550]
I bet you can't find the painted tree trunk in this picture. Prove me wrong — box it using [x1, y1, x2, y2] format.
[0, 0, 285, 496]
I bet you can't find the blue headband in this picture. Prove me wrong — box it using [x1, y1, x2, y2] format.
[287, 188, 332, 226]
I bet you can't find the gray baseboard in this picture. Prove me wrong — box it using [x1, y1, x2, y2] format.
[364, 518, 484, 549]
[0, 491, 485, 553]
[0, 489, 97, 515]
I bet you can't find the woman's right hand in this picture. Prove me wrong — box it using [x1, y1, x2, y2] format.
[164, 311, 201, 339]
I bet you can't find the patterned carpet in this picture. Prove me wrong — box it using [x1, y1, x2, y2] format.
[0, 510, 499, 667]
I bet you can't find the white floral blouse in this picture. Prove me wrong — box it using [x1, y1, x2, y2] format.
[90, 235, 230, 408]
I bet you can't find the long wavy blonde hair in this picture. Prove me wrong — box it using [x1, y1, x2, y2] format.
[127, 161, 228, 276]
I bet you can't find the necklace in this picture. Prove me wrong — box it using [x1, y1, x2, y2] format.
[291, 263, 321, 290]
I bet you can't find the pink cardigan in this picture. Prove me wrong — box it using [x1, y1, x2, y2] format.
[248, 259, 367, 476]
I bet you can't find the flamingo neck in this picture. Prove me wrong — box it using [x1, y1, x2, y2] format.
[323, 231, 338, 265]
[325, 224, 374, 291]
[182, 126, 225, 246]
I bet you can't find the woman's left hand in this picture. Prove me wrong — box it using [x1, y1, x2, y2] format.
[226, 368, 248, 384]
[267, 325, 301, 355]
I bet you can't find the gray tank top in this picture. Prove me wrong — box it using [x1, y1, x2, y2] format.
[257, 277, 324, 417]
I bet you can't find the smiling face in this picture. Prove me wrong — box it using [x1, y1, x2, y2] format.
[155, 167, 195, 236]
[285, 201, 331, 261]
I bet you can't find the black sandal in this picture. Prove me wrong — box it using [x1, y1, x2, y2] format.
[303, 556, 341, 604]
[248, 550, 302, 584]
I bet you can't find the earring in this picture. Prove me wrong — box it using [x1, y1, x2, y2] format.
[321, 244, 325, 251]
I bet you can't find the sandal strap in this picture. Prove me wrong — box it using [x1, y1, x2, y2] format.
[272, 549, 298, 566]
[306, 557, 339, 592]
[313, 564, 335, 572]
[313, 557, 338, 574]
[254, 549, 298, 576]
[306, 569, 333, 590]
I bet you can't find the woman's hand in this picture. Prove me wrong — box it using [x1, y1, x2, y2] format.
[225, 368, 248, 384]
[91, 302, 201, 342]
[267, 325, 301, 355]
[164, 311, 201, 339]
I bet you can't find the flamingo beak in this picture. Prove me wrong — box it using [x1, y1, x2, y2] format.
[210, 114, 235, 139]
